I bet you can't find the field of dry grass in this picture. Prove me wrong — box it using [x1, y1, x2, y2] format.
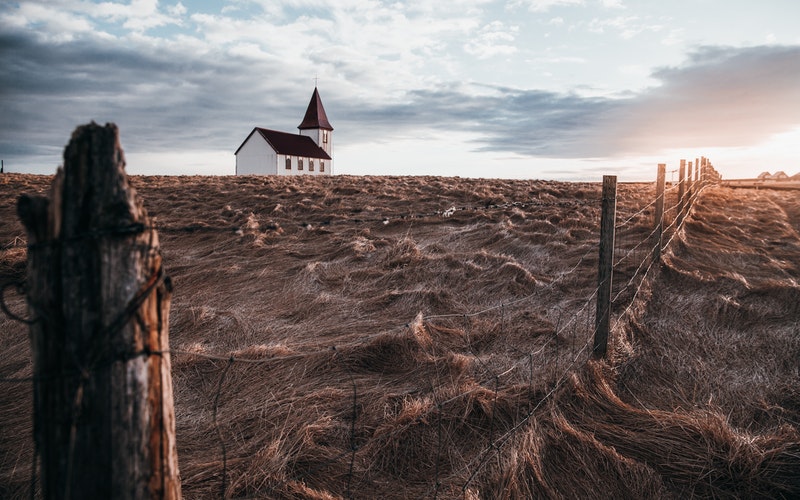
[1, 172, 798, 498]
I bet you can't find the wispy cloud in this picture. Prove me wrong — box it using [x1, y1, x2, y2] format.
[464, 21, 518, 59]
[599, 0, 625, 9]
[587, 15, 663, 39]
[512, 0, 585, 12]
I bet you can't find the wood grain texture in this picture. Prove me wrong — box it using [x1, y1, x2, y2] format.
[18, 123, 180, 499]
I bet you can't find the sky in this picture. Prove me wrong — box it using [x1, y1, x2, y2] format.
[1, 0, 799, 181]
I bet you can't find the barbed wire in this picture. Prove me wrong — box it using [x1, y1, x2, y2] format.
[612, 237, 660, 305]
[616, 196, 657, 229]
[613, 223, 660, 269]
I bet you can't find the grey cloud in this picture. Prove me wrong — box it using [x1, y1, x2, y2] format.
[0, 28, 313, 170]
[334, 44, 800, 158]
[334, 86, 613, 156]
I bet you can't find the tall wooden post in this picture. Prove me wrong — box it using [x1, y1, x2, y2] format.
[695, 157, 700, 185]
[677, 160, 686, 226]
[593, 175, 616, 359]
[694, 160, 700, 192]
[653, 164, 666, 264]
[699, 157, 704, 187]
[17, 123, 180, 499]
[703, 157, 709, 186]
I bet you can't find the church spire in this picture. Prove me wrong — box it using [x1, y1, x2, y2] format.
[298, 87, 333, 131]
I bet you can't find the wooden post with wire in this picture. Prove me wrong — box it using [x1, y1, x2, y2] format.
[593, 175, 616, 359]
[677, 159, 686, 226]
[701, 157, 707, 187]
[17, 123, 181, 499]
[695, 157, 700, 188]
[652, 164, 666, 264]
[686, 161, 694, 213]
[694, 160, 700, 199]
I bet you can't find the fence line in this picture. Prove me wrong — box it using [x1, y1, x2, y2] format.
[0, 157, 720, 498]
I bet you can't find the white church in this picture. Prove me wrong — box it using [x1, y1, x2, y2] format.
[235, 87, 334, 175]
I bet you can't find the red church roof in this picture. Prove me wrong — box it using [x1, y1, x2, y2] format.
[234, 127, 331, 160]
[298, 87, 333, 131]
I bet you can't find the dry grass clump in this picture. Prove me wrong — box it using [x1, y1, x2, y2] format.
[567, 364, 800, 498]
[487, 413, 671, 499]
[383, 235, 422, 269]
[1, 175, 799, 498]
[335, 331, 429, 375]
[0, 247, 26, 284]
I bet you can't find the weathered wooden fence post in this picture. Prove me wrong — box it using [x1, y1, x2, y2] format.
[694, 160, 700, 195]
[686, 161, 694, 213]
[652, 164, 666, 264]
[677, 159, 686, 226]
[701, 157, 707, 187]
[695, 157, 700, 187]
[593, 175, 616, 359]
[17, 123, 181, 499]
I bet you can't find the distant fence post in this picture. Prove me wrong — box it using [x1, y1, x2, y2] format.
[702, 157, 708, 187]
[694, 160, 700, 194]
[677, 160, 686, 226]
[695, 157, 700, 185]
[699, 157, 705, 187]
[593, 175, 616, 359]
[17, 123, 181, 499]
[652, 164, 666, 264]
[686, 161, 694, 212]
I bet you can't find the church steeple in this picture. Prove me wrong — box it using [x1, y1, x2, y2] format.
[298, 87, 333, 131]
[298, 87, 333, 164]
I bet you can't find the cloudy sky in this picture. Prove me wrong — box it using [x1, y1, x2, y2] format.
[1, 0, 799, 180]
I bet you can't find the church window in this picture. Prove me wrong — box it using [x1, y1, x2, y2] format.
[320, 161, 325, 172]
[285, 156, 292, 169]
[323, 131, 328, 143]
[309, 160, 314, 171]
[298, 158, 304, 170]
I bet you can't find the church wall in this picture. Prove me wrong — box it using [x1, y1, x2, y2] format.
[299, 129, 333, 174]
[236, 134, 277, 175]
[280, 155, 329, 176]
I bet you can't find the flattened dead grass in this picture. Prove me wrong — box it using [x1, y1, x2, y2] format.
[0, 174, 798, 498]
